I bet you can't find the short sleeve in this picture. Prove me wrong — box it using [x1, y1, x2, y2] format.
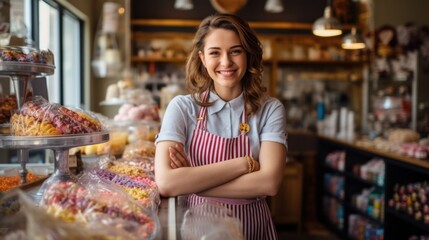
[155, 95, 192, 145]
[259, 98, 288, 149]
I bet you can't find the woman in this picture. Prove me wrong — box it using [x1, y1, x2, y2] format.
[154, 13, 287, 240]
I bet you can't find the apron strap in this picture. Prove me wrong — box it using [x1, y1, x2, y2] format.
[196, 91, 210, 130]
[196, 91, 249, 134]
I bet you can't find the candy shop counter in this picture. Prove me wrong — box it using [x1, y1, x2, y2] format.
[157, 196, 180, 240]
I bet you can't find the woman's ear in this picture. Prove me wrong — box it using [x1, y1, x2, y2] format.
[198, 51, 206, 67]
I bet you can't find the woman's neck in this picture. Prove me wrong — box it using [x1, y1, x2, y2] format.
[214, 87, 242, 102]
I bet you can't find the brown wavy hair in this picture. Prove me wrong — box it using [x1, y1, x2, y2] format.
[186, 13, 267, 117]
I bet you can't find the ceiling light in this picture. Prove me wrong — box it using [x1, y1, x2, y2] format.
[174, 0, 193, 10]
[312, 5, 342, 37]
[265, 0, 284, 13]
[342, 27, 366, 50]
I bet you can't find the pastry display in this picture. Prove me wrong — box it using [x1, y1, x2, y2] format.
[10, 96, 103, 136]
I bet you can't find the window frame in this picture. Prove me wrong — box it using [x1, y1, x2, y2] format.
[31, 0, 87, 107]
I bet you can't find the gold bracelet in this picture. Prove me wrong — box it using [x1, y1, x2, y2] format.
[247, 156, 252, 173]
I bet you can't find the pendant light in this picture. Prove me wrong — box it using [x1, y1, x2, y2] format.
[265, 0, 284, 13]
[92, 2, 123, 78]
[174, 0, 193, 10]
[312, 0, 342, 37]
[342, 27, 366, 50]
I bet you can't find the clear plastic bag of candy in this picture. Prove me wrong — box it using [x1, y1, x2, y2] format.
[180, 202, 244, 240]
[1, 189, 158, 240]
[38, 174, 160, 239]
[122, 140, 156, 159]
[0, 167, 47, 193]
[10, 96, 105, 136]
[92, 156, 160, 212]
[116, 156, 155, 175]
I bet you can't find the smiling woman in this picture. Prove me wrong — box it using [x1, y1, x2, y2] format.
[155, 13, 288, 240]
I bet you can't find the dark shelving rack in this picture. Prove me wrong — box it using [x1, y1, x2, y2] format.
[317, 135, 429, 240]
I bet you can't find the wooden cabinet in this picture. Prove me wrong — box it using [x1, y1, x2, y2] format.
[269, 160, 303, 232]
[317, 135, 429, 239]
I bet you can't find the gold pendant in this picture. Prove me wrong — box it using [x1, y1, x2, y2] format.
[239, 123, 250, 133]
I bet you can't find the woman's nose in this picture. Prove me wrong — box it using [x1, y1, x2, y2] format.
[220, 53, 232, 66]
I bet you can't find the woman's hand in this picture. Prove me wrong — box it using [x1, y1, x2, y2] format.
[169, 144, 190, 168]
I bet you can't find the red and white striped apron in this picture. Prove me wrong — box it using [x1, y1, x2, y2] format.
[186, 92, 277, 240]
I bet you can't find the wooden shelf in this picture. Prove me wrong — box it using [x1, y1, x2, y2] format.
[276, 59, 366, 65]
[347, 203, 384, 226]
[345, 172, 384, 188]
[318, 135, 429, 171]
[131, 56, 187, 63]
[131, 18, 356, 31]
[386, 208, 429, 234]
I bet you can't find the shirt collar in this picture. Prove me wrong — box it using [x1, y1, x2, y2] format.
[208, 91, 244, 115]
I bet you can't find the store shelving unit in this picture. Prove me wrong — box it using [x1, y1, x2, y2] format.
[130, 25, 367, 94]
[317, 135, 429, 239]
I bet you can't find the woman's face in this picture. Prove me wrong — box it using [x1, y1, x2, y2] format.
[199, 28, 247, 96]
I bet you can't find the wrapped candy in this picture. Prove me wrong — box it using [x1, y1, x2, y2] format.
[38, 174, 160, 239]
[10, 96, 105, 136]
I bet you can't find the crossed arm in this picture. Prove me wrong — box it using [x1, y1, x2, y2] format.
[154, 140, 286, 199]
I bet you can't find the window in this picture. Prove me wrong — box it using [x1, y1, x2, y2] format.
[37, 0, 84, 107]
[62, 11, 82, 107]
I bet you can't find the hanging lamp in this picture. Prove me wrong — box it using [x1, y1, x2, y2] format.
[342, 27, 366, 50]
[312, 1, 342, 37]
[265, 0, 284, 13]
[174, 0, 193, 10]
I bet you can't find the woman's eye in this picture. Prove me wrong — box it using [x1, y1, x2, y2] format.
[230, 49, 243, 55]
[208, 51, 220, 56]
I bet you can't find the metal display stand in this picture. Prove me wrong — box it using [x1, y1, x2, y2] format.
[0, 60, 108, 192]
[0, 132, 109, 201]
[0, 61, 55, 184]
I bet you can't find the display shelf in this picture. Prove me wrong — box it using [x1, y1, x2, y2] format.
[345, 172, 384, 188]
[347, 203, 384, 226]
[324, 165, 345, 175]
[386, 208, 429, 234]
[0, 59, 56, 184]
[130, 27, 367, 97]
[276, 59, 366, 65]
[0, 131, 109, 149]
[324, 190, 345, 203]
[317, 135, 429, 240]
[131, 56, 187, 63]
[0, 131, 109, 185]
[0, 62, 55, 76]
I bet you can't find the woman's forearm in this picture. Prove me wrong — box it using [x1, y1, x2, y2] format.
[155, 141, 249, 197]
[198, 142, 287, 198]
[197, 161, 284, 198]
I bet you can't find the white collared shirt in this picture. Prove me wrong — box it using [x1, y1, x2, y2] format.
[156, 91, 287, 158]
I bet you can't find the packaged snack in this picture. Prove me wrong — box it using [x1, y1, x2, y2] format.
[38, 174, 160, 239]
[181, 202, 243, 240]
[10, 96, 105, 136]
[122, 140, 156, 159]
